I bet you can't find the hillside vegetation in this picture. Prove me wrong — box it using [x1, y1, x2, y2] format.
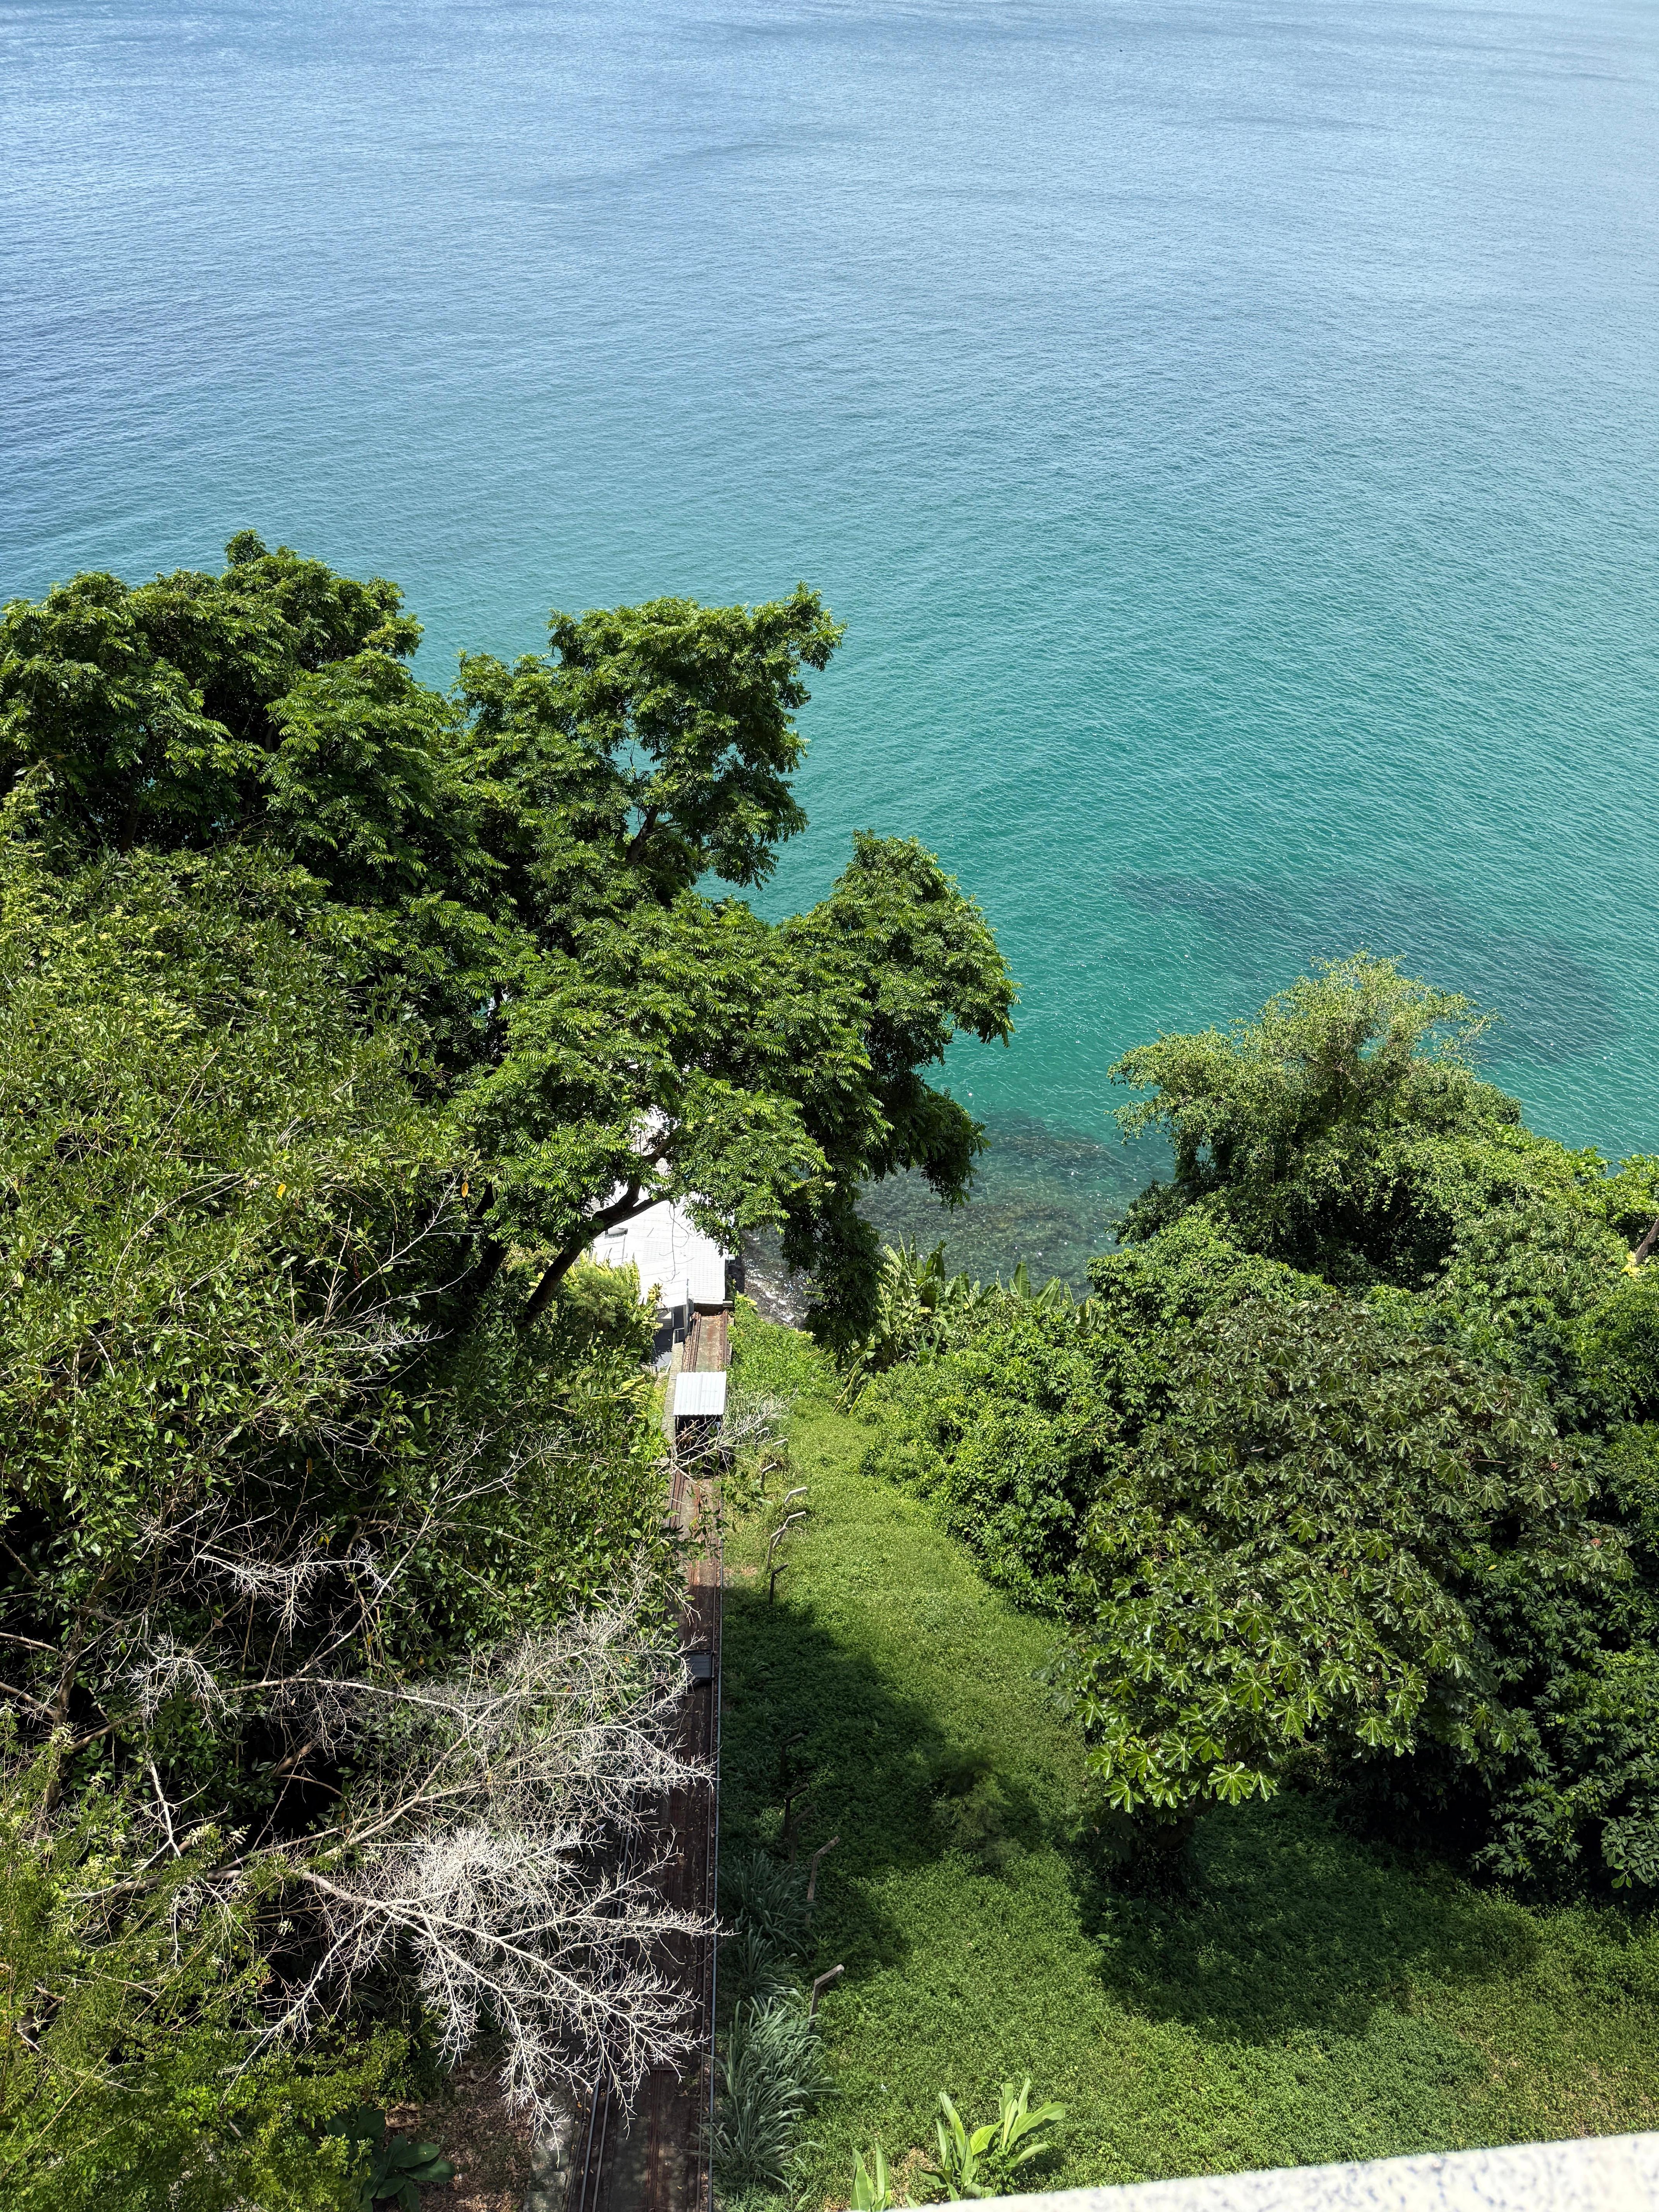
[717, 953, 1659, 2205]
[0, 538, 1008, 2209]
[721, 1314, 1659, 2200]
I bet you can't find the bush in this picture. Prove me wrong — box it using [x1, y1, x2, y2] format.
[1111, 953, 1606, 1289]
[0, 1736, 396, 2212]
[711, 1996, 827, 2194]
[712, 1847, 824, 2197]
[1062, 1297, 1609, 1850]
[856, 1300, 1128, 1610]
[1085, 1209, 1327, 1337]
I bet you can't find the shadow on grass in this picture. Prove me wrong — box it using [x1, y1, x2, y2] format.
[720, 1584, 1051, 1983]
[1077, 1790, 1542, 2046]
[723, 1584, 1542, 2057]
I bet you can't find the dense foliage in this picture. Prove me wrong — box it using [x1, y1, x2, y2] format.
[858, 1291, 1127, 1613]
[0, 536, 1012, 2204]
[1111, 955, 1607, 1289]
[0, 540, 1012, 1341]
[0, 1734, 396, 2212]
[857, 957, 1659, 1894]
[721, 1334, 1659, 2192]
[1064, 1299, 1605, 1837]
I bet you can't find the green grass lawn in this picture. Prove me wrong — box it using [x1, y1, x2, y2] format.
[719, 1329, 1659, 2203]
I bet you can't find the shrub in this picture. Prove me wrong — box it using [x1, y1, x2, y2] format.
[856, 1301, 1129, 1609]
[712, 1847, 824, 2197]
[1062, 1298, 1609, 1851]
[0, 1736, 396, 2212]
[720, 1846, 811, 1953]
[711, 1996, 826, 2193]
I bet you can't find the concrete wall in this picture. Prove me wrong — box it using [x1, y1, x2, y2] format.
[982, 2134, 1659, 2212]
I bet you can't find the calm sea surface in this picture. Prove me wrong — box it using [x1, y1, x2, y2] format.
[4, 0, 1657, 1279]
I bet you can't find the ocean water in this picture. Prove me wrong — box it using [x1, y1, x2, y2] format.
[4, 0, 1657, 1282]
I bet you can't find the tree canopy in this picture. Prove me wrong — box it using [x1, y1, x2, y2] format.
[0, 537, 1013, 1343]
[0, 535, 1015, 2203]
[1063, 1297, 1607, 1835]
[1111, 954, 1605, 1288]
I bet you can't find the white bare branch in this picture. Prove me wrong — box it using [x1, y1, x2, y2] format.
[268, 1573, 711, 2130]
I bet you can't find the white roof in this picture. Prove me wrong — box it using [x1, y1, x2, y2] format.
[673, 1370, 728, 1419]
[590, 1200, 728, 1314]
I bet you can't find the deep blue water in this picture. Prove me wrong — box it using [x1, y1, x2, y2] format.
[4, 0, 1657, 1278]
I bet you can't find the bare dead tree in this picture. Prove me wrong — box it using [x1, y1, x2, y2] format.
[261, 1577, 712, 2130]
[7, 1576, 713, 2142]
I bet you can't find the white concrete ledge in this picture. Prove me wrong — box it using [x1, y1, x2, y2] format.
[981, 2133, 1659, 2212]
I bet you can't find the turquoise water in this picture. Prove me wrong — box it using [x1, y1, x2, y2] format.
[4, 0, 1657, 1277]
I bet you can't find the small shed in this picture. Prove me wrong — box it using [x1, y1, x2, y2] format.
[672, 1370, 728, 1421]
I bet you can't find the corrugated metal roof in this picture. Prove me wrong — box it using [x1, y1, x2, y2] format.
[593, 1199, 728, 1316]
[673, 1370, 728, 1419]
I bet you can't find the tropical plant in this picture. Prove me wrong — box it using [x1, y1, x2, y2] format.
[1111, 952, 1602, 1288]
[709, 1995, 826, 2192]
[718, 1922, 798, 2011]
[851, 2143, 901, 2210]
[931, 2078, 1066, 2199]
[853, 1240, 1099, 1376]
[324, 2109, 456, 2212]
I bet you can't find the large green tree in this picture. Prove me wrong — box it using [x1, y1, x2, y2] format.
[842, 953, 1659, 1896]
[1111, 953, 1606, 1289]
[0, 536, 1013, 2195]
[1062, 1298, 1609, 1856]
[0, 532, 1016, 1808]
[0, 537, 1013, 1342]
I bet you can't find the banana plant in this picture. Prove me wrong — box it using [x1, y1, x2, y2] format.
[933, 2078, 1065, 2199]
[851, 2143, 899, 2210]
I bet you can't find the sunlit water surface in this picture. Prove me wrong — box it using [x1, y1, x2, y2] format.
[4, 0, 1657, 1281]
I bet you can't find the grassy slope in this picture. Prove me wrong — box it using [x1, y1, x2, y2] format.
[720, 1331, 1659, 2202]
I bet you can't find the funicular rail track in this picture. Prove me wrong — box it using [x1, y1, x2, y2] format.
[566, 1320, 725, 2212]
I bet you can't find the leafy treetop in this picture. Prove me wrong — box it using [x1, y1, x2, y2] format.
[1063, 1296, 1610, 1838]
[1111, 953, 1604, 1289]
[0, 536, 1013, 1341]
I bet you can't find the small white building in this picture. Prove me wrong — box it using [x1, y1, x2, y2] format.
[589, 1200, 730, 1323]
[671, 1368, 728, 1421]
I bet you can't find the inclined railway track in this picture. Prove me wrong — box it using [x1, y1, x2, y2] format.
[567, 1397, 723, 2212]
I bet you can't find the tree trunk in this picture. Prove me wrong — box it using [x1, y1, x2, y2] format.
[521, 1182, 645, 1326]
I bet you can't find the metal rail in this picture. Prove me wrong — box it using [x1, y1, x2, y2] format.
[564, 1435, 723, 2212]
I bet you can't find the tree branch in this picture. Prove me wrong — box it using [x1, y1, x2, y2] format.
[622, 805, 660, 867]
[521, 1181, 645, 1326]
